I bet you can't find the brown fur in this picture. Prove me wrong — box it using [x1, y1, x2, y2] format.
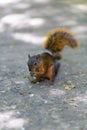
[43, 28, 80, 53]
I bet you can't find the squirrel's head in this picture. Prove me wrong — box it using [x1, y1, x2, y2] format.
[27, 54, 43, 77]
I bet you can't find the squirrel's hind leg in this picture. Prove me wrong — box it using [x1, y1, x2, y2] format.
[54, 62, 60, 77]
[46, 64, 55, 85]
[48, 62, 60, 85]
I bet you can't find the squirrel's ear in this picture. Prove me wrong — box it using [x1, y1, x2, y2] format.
[28, 54, 30, 59]
[36, 54, 41, 59]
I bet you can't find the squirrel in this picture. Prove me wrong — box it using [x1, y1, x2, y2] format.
[27, 28, 80, 84]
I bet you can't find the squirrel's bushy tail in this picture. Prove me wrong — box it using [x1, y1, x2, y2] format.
[43, 28, 80, 53]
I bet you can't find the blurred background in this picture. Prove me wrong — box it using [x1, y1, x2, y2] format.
[0, 0, 87, 130]
[0, 0, 87, 67]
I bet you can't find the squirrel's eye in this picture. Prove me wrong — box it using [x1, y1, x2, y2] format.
[29, 67, 31, 71]
[34, 62, 37, 66]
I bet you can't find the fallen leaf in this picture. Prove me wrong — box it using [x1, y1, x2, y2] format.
[65, 83, 76, 90]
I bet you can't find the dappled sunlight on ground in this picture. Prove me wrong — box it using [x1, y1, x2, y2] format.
[12, 32, 44, 44]
[14, 2, 30, 9]
[0, 0, 87, 46]
[74, 4, 87, 11]
[0, 0, 21, 6]
[1, 14, 45, 29]
[0, 111, 26, 129]
[0, 0, 87, 45]
[34, 0, 51, 4]
[73, 95, 87, 104]
[50, 89, 66, 97]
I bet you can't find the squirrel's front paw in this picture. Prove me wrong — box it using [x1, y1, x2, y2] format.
[28, 74, 36, 82]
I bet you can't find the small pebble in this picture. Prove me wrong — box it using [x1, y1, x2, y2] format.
[29, 93, 34, 97]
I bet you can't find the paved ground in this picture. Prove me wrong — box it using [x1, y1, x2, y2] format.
[0, 0, 87, 130]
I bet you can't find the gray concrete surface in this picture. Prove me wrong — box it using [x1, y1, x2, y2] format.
[0, 0, 87, 130]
